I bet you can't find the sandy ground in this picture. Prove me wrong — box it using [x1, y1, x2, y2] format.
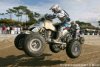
[0, 35, 100, 67]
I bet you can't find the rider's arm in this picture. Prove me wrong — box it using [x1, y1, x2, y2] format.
[52, 10, 65, 19]
[57, 10, 65, 18]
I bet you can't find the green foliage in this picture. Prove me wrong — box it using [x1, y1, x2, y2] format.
[12, 5, 39, 23]
[76, 20, 96, 29]
[23, 22, 35, 26]
[0, 18, 37, 26]
[0, 19, 22, 26]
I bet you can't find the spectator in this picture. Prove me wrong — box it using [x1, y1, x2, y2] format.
[10, 26, 15, 34]
[2, 25, 6, 34]
[14, 27, 17, 34]
[7, 26, 10, 34]
[0, 27, 2, 34]
[17, 27, 21, 34]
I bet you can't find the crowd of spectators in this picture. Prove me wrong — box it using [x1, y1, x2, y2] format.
[0, 24, 100, 35]
[80, 29, 100, 35]
[0, 25, 22, 34]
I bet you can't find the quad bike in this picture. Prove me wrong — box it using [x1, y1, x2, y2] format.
[14, 14, 85, 58]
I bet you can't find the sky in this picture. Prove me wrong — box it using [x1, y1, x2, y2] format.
[0, 0, 100, 26]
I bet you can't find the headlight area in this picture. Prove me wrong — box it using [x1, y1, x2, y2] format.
[31, 27, 40, 32]
[29, 27, 35, 31]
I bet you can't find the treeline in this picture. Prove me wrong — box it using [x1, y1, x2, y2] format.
[0, 5, 40, 26]
[0, 18, 36, 26]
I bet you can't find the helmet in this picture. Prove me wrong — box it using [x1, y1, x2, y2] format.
[50, 4, 61, 12]
[71, 21, 76, 24]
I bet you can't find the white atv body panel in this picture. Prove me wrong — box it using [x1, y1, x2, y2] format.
[44, 20, 56, 31]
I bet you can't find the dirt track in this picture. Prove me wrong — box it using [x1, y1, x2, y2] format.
[0, 35, 100, 67]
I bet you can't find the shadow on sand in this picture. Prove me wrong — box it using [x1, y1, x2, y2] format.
[0, 53, 66, 66]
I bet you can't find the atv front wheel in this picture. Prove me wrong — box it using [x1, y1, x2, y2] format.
[79, 37, 85, 44]
[49, 44, 61, 53]
[66, 40, 81, 58]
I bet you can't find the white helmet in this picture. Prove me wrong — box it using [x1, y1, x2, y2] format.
[50, 4, 61, 12]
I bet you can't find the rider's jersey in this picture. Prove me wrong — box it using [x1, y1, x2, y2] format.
[53, 10, 70, 22]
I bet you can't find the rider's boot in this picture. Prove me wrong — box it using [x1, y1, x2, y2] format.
[53, 31, 62, 43]
[53, 38, 61, 43]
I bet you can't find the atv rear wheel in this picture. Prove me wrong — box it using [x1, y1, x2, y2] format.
[23, 33, 45, 57]
[14, 34, 27, 50]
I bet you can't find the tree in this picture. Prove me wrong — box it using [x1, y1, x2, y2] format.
[12, 7, 22, 22]
[12, 6, 35, 23]
[14, 6, 27, 22]
[14, 5, 40, 23]
[1, 5, 41, 25]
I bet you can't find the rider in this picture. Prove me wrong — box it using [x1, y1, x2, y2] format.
[70, 21, 80, 39]
[50, 4, 71, 43]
